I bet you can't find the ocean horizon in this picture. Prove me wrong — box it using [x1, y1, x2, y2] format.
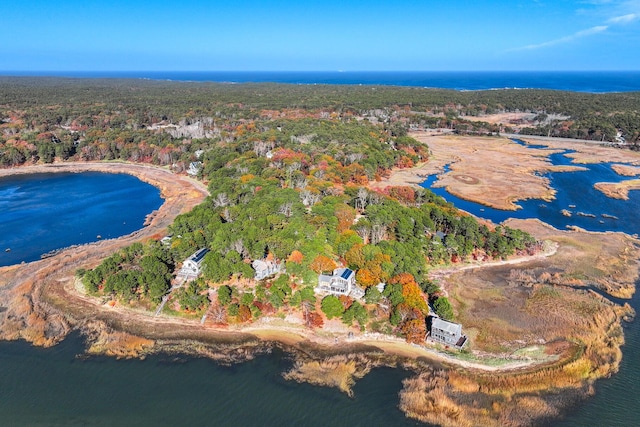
[2, 70, 640, 93]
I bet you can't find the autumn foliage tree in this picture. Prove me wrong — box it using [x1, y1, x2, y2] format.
[384, 186, 416, 205]
[344, 243, 365, 270]
[338, 295, 354, 310]
[401, 317, 427, 344]
[237, 304, 252, 322]
[305, 311, 324, 328]
[391, 273, 429, 315]
[335, 204, 356, 233]
[310, 255, 337, 274]
[356, 268, 378, 287]
[287, 250, 304, 264]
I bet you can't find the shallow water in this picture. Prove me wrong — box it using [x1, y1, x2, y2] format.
[421, 144, 640, 234]
[0, 172, 163, 266]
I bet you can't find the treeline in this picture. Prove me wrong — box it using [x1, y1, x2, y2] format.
[2, 77, 640, 115]
[79, 242, 173, 305]
[2, 78, 640, 164]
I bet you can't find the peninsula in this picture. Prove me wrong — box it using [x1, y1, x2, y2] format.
[1, 78, 640, 427]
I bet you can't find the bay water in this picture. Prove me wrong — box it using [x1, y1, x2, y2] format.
[4, 71, 640, 93]
[0, 172, 163, 267]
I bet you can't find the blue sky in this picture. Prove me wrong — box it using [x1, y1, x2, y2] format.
[2, 0, 639, 71]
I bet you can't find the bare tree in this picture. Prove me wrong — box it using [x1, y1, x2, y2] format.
[300, 190, 321, 207]
[209, 303, 227, 324]
[222, 207, 233, 223]
[355, 224, 371, 244]
[291, 176, 308, 190]
[346, 153, 364, 165]
[370, 223, 387, 245]
[368, 192, 382, 206]
[253, 141, 270, 157]
[229, 239, 247, 258]
[356, 187, 369, 210]
[213, 192, 230, 208]
[279, 201, 294, 218]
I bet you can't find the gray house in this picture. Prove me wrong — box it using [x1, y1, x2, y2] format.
[177, 248, 210, 281]
[252, 259, 282, 280]
[430, 317, 467, 348]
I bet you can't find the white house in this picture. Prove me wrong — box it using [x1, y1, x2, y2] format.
[187, 161, 202, 176]
[177, 248, 209, 280]
[429, 317, 467, 349]
[252, 259, 283, 280]
[316, 268, 365, 299]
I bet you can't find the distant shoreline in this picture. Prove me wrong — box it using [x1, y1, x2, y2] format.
[2, 71, 640, 92]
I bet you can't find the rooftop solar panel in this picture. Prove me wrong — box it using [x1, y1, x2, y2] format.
[191, 248, 210, 263]
[341, 268, 353, 279]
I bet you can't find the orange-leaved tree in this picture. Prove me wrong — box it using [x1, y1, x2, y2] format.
[356, 268, 378, 288]
[335, 204, 356, 233]
[310, 255, 337, 274]
[287, 250, 304, 264]
[401, 317, 427, 344]
[237, 304, 252, 322]
[391, 273, 429, 315]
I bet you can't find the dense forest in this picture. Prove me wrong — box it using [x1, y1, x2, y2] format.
[2, 77, 639, 165]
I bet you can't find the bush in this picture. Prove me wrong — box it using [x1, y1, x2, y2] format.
[321, 295, 344, 319]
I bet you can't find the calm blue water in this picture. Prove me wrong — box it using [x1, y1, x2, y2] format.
[0, 172, 163, 266]
[5, 71, 640, 93]
[0, 334, 419, 427]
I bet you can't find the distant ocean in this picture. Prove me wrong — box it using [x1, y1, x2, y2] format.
[4, 71, 640, 93]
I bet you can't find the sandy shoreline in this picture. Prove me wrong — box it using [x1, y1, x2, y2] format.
[0, 161, 562, 372]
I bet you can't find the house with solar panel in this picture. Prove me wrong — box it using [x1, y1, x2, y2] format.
[316, 268, 365, 299]
[177, 248, 210, 281]
[429, 317, 468, 349]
